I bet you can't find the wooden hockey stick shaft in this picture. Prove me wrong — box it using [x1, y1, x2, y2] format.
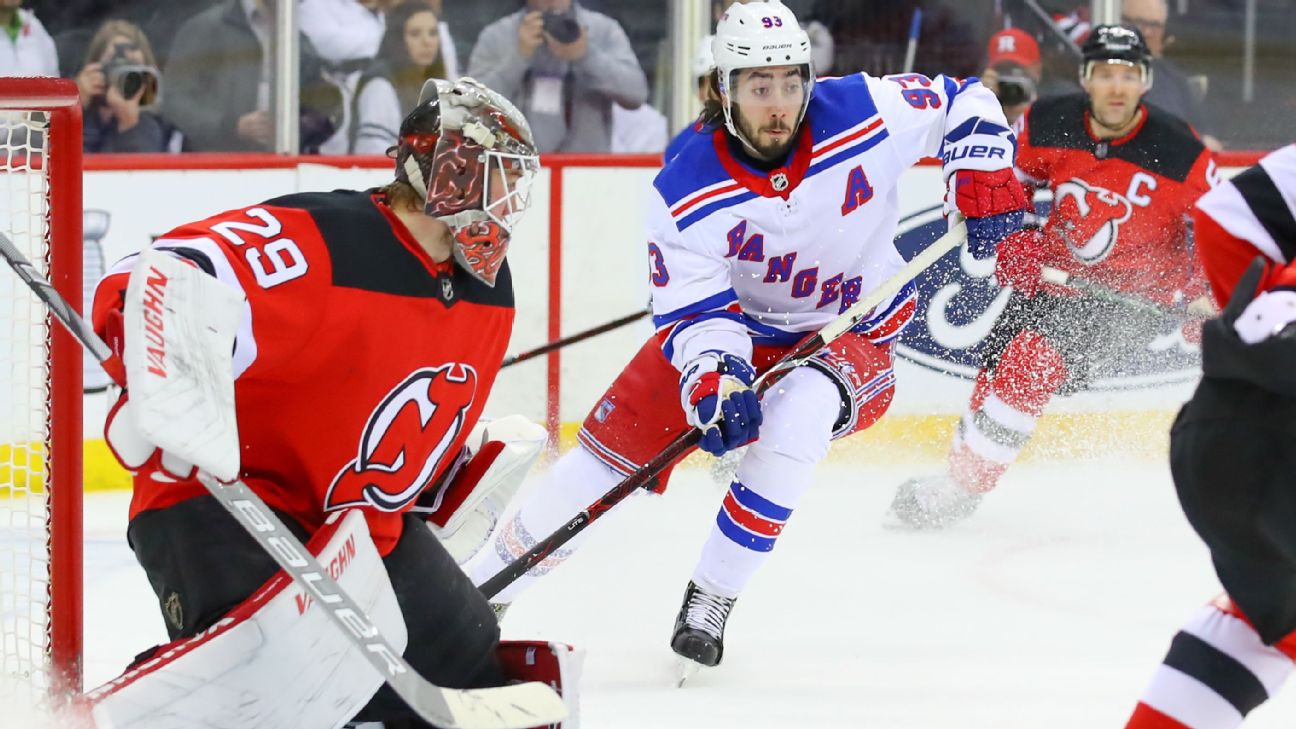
[0, 233, 565, 729]
[479, 222, 968, 599]
[502, 306, 650, 368]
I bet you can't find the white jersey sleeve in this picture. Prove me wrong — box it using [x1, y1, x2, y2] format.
[864, 72, 1017, 180]
[645, 191, 753, 371]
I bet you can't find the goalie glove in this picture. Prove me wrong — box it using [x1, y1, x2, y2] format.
[415, 414, 547, 563]
[679, 351, 762, 457]
[104, 394, 197, 483]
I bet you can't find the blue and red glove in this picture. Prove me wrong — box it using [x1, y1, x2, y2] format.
[951, 168, 1029, 259]
[679, 351, 762, 456]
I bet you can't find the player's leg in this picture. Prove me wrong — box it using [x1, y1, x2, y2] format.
[672, 335, 895, 667]
[461, 337, 693, 606]
[1127, 377, 1296, 727]
[128, 494, 314, 640]
[352, 513, 508, 725]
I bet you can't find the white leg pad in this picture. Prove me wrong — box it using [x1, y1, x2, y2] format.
[84, 510, 406, 729]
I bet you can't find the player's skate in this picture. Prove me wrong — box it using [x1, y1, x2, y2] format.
[886, 474, 983, 530]
[671, 581, 735, 685]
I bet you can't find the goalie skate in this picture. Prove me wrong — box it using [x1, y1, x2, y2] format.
[670, 581, 735, 685]
[886, 474, 982, 530]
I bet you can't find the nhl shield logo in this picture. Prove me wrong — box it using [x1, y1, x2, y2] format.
[441, 277, 455, 301]
[770, 172, 789, 192]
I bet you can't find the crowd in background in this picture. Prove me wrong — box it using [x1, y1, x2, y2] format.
[0, 0, 1290, 154]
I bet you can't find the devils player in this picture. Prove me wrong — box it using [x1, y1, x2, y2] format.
[1124, 144, 1296, 729]
[83, 78, 580, 728]
[462, 0, 1026, 674]
[889, 25, 1218, 529]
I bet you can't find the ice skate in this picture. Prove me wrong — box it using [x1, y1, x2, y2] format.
[886, 474, 983, 530]
[670, 581, 736, 684]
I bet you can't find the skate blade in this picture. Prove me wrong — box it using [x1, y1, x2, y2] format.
[675, 657, 702, 687]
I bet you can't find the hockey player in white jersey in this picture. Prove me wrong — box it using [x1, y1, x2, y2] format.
[463, 0, 1028, 672]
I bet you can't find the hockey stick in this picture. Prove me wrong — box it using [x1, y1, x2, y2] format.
[479, 222, 968, 598]
[0, 233, 565, 729]
[1040, 265, 1194, 319]
[502, 306, 650, 368]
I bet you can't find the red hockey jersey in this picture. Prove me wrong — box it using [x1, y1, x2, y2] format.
[1017, 94, 1216, 306]
[91, 190, 515, 555]
[1194, 144, 1296, 304]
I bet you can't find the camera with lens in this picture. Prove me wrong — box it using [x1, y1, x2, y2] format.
[542, 10, 582, 44]
[993, 66, 1036, 108]
[103, 42, 160, 106]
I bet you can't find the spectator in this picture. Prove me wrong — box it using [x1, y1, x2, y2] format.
[468, 0, 648, 153]
[299, 0, 391, 69]
[1120, 0, 1222, 151]
[811, 0, 980, 79]
[161, 0, 344, 153]
[0, 0, 57, 77]
[75, 20, 179, 153]
[351, 0, 449, 154]
[979, 28, 1041, 125]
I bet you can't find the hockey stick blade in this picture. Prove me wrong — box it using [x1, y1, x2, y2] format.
[0, 233, 566, 729]
[1040, 265, 1177, 318]
[480, 222, 968, 598]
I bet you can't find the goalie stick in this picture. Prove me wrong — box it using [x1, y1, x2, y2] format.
[0, 232, 566, 729]
[479, 222, 969, 598]
[502, 306, 650, 368]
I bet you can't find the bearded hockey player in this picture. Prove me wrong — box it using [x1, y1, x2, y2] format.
[462, 0, 1027, 678]
[1125, 144, 1296, 729]
[889, 24, 1217, 529]
[81, 78, 582, 728]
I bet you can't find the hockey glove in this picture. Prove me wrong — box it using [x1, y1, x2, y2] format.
[680, 351, 762, 456]
[993, 228, 1046, 297]
[951, 168, 1029, 259]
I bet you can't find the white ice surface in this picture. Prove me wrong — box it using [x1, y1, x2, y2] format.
[68, 458, 1296, 728]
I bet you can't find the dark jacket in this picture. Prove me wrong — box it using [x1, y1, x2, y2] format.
[161, 0, 341, 152]
[82, 104, 177, 153]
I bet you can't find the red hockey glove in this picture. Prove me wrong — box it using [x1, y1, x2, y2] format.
[952, 168, 1029, 259]
[104, 393, 198, 483]
[994, 229, 1046, 297]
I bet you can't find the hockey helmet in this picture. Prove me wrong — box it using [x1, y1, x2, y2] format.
[1080, 24, 1153, 88]
[394, 77, 540, 287]
[712, 0, 814, 155]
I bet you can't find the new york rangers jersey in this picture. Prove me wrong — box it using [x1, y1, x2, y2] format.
[647, 72, 1017, 369]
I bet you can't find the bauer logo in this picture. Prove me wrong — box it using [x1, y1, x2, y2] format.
[893, 202, 1200, 389]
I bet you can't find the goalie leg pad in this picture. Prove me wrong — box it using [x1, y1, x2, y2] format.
[84, 510, 406, 729]
[497, 641, 585, 728]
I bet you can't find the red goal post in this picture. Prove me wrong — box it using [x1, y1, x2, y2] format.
[0, 77, 84, 699]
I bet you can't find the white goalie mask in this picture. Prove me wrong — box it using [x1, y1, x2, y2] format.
[712, 0, 815, 155]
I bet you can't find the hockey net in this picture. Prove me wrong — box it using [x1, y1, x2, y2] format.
[0, 78, 84, 705]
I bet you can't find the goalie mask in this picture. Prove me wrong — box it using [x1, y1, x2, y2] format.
[394, 78, 540, 287]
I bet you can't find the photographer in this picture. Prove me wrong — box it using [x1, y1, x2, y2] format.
[978, 28, 1044, 126]
[74, 20, 178, 153]
[468, 0, 647, 153]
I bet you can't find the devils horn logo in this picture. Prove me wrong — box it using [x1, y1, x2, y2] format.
[326, 364, 478, 512]
[1052, 178, 1134, 265]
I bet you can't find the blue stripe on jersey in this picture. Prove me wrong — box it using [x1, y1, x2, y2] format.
[751, 330, 804, 346]
[854, 280, 917, 332]
[677, 191, 760, 231]
[653, 289, 739, 328]
[716, 510, 777, 552]
[661, 311, 750, 362]
[653, 129, 731, 210]
[806, 128, 891, 178]
[730, 482, 794, 521]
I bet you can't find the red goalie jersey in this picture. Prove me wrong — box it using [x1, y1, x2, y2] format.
[1017, 94, 1217, 306]
[91, 190, 515, 555]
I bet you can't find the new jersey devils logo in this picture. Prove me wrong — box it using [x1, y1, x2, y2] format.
[1052, 178, 1134, 265]
[326, 364, 478, 512]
